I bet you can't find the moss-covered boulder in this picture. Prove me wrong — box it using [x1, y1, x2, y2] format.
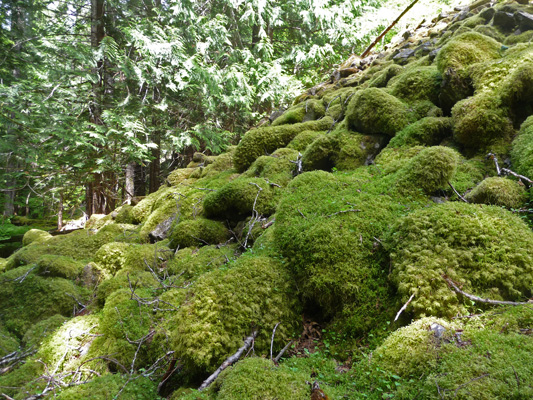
[167, 244, 238, 280]
[171, 255, 301, 371]
[210, 357, 309, 400]
[345, 88, 417, 136]
[511, 115, 533, 179]
[169, 218, 231, 249]
[287, 130, 325, 152]
[242, 152, 296, 187]
[396, 146, 459, 195]
[387, 66, 442, 105]
[272, 99, 325, 126]
[22, 229, 51, 247]
[94, 241, 130, 275]
[233, 118, 333, 172]
[389, 202, 533, 318]
[0, 266, 89, 336]
[0, 323, 19, 357]
[387, 117, 452, 148]
[203, 178, 280, 219]
[22, 314, 68, 348]
[114, 204, 134, 224]
[465, 177, 527, 208]
[452, 92, 513, 148]
[35, 254, 84, 279]
[500, 61, 533, 122]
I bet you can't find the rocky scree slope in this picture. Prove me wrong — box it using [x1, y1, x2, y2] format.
[1, 1, 533, 399]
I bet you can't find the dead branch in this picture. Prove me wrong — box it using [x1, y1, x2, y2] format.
[290, 153, 303, 176]
[242, 184, 265, 249]
[274, 340, 294, 363]
[297, 208, 306, 218]
[394, 292, 416, 322]
[262, 219, 275, 229]
[444, 276, 531, 306]
[270, 322, 281, 361]
[448, 182, 468, 203]
[487, 153, 533, 186]
[198, 330, 258, 391]
[361, 0, 421, 58]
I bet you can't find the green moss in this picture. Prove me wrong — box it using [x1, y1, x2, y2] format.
[171, 255, 301, 371]
[452, 92, 513, 148]
[374, 146, 426, 174]
[345, 88, 417, 136]
[0, 323, 19, 357]
[387, 117, 452, 148]
[131, 191, 159, 224]
[203, 178, 280, 219]
[168, 168, 196, 186]
[436, 32, 501, 74]
[448, 157, 486, 196]
[22, 229, 51, 247]
[274, 170, 425, 335]
[167, 245, 238, 280]
[0, 358, 44, 398]
[114, 204, 134, 224]
[374, 317, 459, 377]
[22, 314, 68, 349]
[511, 116, 533, 178]
[367, 64, 404, 88]
[122, 243, 172, 273]
[212, 357, 309, 400]
[95, 270, 160, 307]
[500, 61, 533, 117]
[396, 146, 459, 195]
[85, 213, 113, 229]
[389, 202, 533, 318]
[233, 118, 333, 172]
[242, 153, 296, 186]
[301, 130, 383, 172]
[473, 24, 505, 42]
[504, 30, 533, 45]
[287, 131, 325, 152]
[272, 99, 325, 126]
[169, 218, 230, 249]
[94, 242, 131, 275]
[387, 66, 442, 105]
[0, 266, 89, 336]
[55, 373, 160, 400]
[465, 177, 527, 208]
[36, 254, 84, 279]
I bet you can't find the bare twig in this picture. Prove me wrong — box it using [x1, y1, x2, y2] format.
[274, 340, 294, 363]
[448, 182, 468, 203]
[297, 209, 306, 218]
[444, 276, 530, 306]
[361, 0, 421, 58]
[270, 322, 281, 361]
[198, 330, 258, 391]
[487, 153, 533, 186]
[325, 209, 361, 218]
[453, 373, 490, 396]
[394, 292, 416, 322]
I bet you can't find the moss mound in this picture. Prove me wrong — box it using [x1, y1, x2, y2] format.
[171, 255, 301, 371]
[511, 115, 533, 178]
[94, 241, 131, 275]
[345, 88, 417, 136]
[465, 177, 527, 208]
[387, 117, 452, 148]
[0, 324, 19, 357]
[452, 92, 513, 147]
[167, 244, 238, 280]
[233, 118, 333, 172]
[242, 153, 296, 186]
[387, 66, 442, 105]
[0, 266, 88, 336]
[114, 204, 134, 224]
[22, 314, 68, 348]
[169, 218, 230, 249]
[272, 99, 325, 126]
[22, 229, 51, 247]
[203, 178, 280, 219]
[436, 32, 501, 73]
[287, 130, 325, 152]
[500, 61, 533, 120]
[35, 254, 84, 279]
[389, 202, 533, 318]
[211, 357, 308, 400]
[396, 146, 459, 195]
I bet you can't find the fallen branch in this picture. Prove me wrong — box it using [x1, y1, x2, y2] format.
[448, 182, 468, 203]
[270, 322, 281, 361]
[487, 153, 533, 186]
[361, 0, 421, 58]
[198, 330, 258, 391]
[444, 276, 531, 306]
[274, 340, 293, 364]
[394, 292, 416, 322]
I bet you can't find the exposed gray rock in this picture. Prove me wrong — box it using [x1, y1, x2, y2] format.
[493, 11, 517, 31]
[515, 11, 533, 31]
[149, 214, 176, 242]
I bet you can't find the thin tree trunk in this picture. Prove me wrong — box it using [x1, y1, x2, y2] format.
[125, 162, 135, 204]
[57, 192, 64, 230]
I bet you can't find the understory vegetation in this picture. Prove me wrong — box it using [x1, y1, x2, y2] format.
[2, 0, 533, 399]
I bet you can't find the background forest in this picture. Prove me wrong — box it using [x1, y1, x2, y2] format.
[1, 0, 457, 223]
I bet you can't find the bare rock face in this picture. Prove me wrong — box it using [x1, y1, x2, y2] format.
[149, 214, 176, 243]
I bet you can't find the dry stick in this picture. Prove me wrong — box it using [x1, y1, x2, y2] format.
[487, 152, 533, 185]
[394, 292, 416, 322]
[325, 209, 361, 218]
[448, 182, 468, 203]
[270, 322, 281, 361]
[444, 277, 530, 306]
[360, 0, 421, 58]
[198, 330, 258, 391]
[274, 340, 294, 363]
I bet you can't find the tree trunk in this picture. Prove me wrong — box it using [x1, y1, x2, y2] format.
[58, 192, 64, 230]
[149, 132, 161, 194]
[125, 162, 135, 204]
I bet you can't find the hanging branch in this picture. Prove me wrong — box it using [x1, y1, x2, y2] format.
[361, 0, 421, 58]
[443, 276, 531, 306]
[198, 330, 258, 391]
